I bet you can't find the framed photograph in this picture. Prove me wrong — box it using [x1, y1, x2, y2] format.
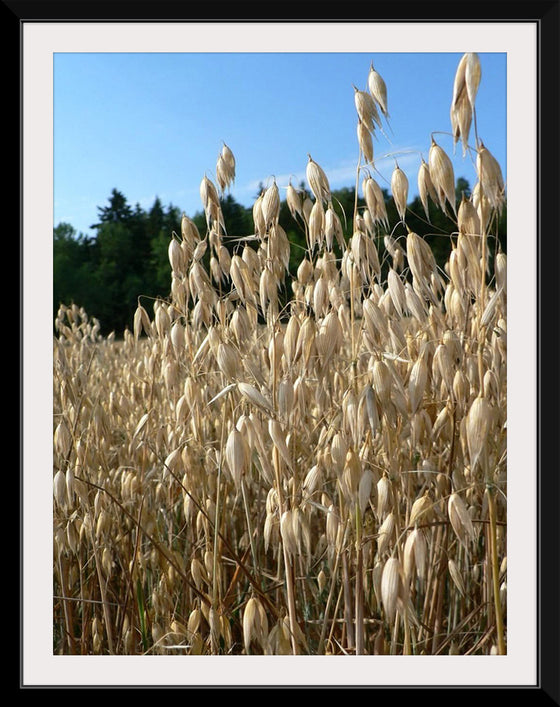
[16, 2, 559, 697]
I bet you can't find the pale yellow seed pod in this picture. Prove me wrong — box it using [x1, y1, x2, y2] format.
[417, 158, 438, 222]
[357, 119, 374, 164]
[448, 558, 466, 597]
[325, 204, 345, 251]
[466, 395, 493, 469]
[53, 470, 67, 508]
[448, 492, 476, 551]
[465, 52, 482, 108]
[286, 181, 303, 220]
[377, 511, 396, 557]
[221, 142, 236, 175]
[408, 356, 428, 414]
[243, 597, 259, 653]
[387, 268, 407, 317]
[353, 85, 381, 131]
[476, 141, 505, 212]
[404, 527, 427, 585]
[262, 180, 280, 229]
[451, 52, 468, 109]
[495, 251, 507, 292]
[391, 164, 408, 223]
[54, 420, 72, 459]
[181, 212, 200, 244]
[280, 510, 298, 557]
[376, 474, 392, 520]
[225, 426, 248, 488]
[306, 154, 331, 205]
[429, 138, 456, 216]
[168, 236, 184, 274]
[308, 199, 325, 248]
[269, 418, 293, 471]
[252, 192, 266, 237]
[381, 557, 402, 625]
[451, 89, 473, 156]
[409, 491, 432, 527]
[372, 359, 393, 407]
[457, 194, 481, 235]
[367, 62, 389, 118]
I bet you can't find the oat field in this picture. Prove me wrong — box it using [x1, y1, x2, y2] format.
[53, 53, 507, 657]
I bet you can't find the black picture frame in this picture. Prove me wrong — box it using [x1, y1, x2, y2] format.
[13, 1, 559, 700]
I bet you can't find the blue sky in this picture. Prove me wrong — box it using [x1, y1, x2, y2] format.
[53, 51, 506, 237]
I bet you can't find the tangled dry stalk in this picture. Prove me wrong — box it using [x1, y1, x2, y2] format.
[53, 53, 507, 657]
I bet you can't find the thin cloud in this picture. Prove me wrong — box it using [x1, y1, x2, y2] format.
[238, 146, 422, 203]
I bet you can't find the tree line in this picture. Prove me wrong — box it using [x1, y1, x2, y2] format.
[54, 179, 506, 337]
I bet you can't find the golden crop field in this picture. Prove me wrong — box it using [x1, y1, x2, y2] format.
[53, 53, 506, 657]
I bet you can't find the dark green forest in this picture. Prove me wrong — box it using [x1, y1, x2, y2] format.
[54, 179, 506, 337]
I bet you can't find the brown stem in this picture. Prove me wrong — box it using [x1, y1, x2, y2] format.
[487, 484, 506, 654]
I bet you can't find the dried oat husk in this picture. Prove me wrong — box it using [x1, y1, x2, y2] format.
[495, 251, 507, 292]
[403, 526, 428, 585]
[316, 310, 343, 364]
[353, 84, 381, 132]
[357, 118, 374, 164]
[53, 469, 67, 509]
[308, 199, 325, 249]
[268, 418, 293, 472]
[341, 446, 361, 504]
[377, 511, 396, 557]
[367, 62, 389, 119]
[168, 235, 184, 275]
[372, 359, 393, 408]
[225, 426, 249, 488]
[381, 556, 402, 625]
[367, 176, 390, 231]
[451, 53, 469, 108]
[218, 142, 236, 192]
[243, 596, 269, 654]
[450, 53, 479, 154]
[465, 53, 482, 108]
[216, 153, 229, 193]
[417, 157, 438, 222]
[306, 154, 332, 206]
[387, 268, 407, 317]
[408, 354, 428, 414]
[451, 88, 473, 156]
[199, 174, 222, 227]
[428, 138, 457, 216]
[465, 395, 494, 471]
[405, 282, 427, 322]
[448, 492, 476, 552]
[286, 180, 304, 222]
[302, 463, 322, 506]
[237, 381, 273, 414]
[181, 212, 200, 245]
[391, 163, 409, 223]
[358, 467, 374, 513]
[476, 140, 505, 213]
[452, 52, 481, 110]
[448, 558, 466, 597]
[325, 204, 345, 251]
[252, 191, 266, 238]
[384, 234, 405, 271]
[409, 490, 433, 527]
[406, 231, 439, 301]
[472, 181, 493, 233]
[457, 193, 481, 236]
[262, 179, 281, 229]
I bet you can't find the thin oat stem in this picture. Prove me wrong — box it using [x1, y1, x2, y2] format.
[354, 505, 365, 654]
[487, 483, 506, 654]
